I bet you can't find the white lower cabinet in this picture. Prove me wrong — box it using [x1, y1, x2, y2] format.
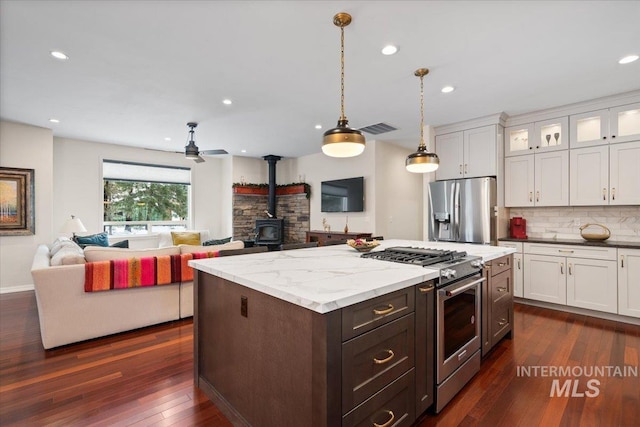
[618, 249, 640, 318]
[512, 253, 523, 298]
[566, 258, 617, 314]
[524, 254, 566, 304]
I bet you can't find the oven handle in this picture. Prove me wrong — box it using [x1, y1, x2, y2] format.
[442, 277, 485, 297]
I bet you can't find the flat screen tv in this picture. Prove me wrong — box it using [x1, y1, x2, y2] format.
[321, 177, 364, 212]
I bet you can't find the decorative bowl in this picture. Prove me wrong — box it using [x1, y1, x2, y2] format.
[579, 223, 610, 242]
[346, 239, 380, 253]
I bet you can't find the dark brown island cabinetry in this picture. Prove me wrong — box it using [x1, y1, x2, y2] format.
[194, 272, 435, 427]
[481, 255, 514, 357]
[306, 230, 373, 246]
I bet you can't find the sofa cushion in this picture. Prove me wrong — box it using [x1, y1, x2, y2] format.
[110, 239, 129, 248]
[203, 237, 232, 246]
[50, 240, 85, 266]
[74, 232, 109, 248]
[179, 240, 244, 254]
[158, 230, 210, 248]
[84, 246, 180, 262]
[50, 236, 74, 255]
[171, 231, 200, 245]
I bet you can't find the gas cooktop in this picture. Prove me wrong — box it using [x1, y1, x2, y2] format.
[360, 246, 468, 267]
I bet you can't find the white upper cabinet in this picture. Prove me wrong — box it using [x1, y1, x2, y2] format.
[505, 117, 567, 157]
[435, 125, 497, 180]
[570, 103, 640, 148]
[505, 151, 568, 207]
[609, 141, 640, 205]
[569, 146, 609, 205]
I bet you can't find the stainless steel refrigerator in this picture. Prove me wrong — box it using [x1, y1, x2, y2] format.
[428, 177, 497, 245]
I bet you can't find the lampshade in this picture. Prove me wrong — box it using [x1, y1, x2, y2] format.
[406, 68, 439, 173]
[61, 215, 87, 235]
[322, 13, 365, 158]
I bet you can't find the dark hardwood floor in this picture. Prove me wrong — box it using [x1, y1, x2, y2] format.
[1, 291, 638, 426]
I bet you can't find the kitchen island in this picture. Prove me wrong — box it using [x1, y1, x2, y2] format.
[190, 240, 514, 427]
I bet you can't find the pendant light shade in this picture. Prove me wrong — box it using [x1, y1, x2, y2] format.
[406, 68, 439, 173]
[322, 12, 365, 158]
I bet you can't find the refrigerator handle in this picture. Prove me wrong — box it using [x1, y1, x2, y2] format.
[454, 181, 461, 240]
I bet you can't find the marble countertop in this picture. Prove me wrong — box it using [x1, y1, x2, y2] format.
[498, 237, 640, 249]
[189, 239, 515, 314]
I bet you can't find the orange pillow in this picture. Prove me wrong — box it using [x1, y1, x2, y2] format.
[171, 231, 201, 246]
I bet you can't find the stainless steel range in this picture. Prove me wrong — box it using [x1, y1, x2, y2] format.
[361, 246, 485, 413]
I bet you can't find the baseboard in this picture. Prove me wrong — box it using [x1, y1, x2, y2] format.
[515, 298, 640, 326]
[0, 284, 35, 294]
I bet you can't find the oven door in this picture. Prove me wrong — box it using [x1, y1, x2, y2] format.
[436, 275, 483, 384]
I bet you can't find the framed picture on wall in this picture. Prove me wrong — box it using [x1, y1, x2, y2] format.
[0, 167, 35, 236]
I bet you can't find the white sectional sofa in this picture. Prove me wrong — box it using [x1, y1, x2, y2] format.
[31, 233, 243, 349]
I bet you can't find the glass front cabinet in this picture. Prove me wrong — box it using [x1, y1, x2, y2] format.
[505, 117, 568, 157]
[570, 103, 640, 148]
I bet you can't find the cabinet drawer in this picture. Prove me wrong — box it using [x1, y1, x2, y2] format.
[342, 288, 415, 341]
[342, 314, 415, 413]
[343, 369, 415, 427]
[491, 302, 512, 343]
[498, 241, 523, 253]
[524, 243, 617, 260]
[491, 270, 512, 305]
[490, 255, 511, 277]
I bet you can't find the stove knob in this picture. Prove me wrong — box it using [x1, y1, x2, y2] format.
[471, 260, 486, 269]
[442, 268, 457, 279]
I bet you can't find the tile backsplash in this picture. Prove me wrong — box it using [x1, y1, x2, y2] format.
[508, 206, 640, 242]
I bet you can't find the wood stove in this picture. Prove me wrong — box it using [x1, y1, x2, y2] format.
[255, 218, 284, 246]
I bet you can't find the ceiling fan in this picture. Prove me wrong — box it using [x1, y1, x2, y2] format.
[185, 122, 228, 163]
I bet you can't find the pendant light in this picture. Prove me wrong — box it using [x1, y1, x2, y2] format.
[322, 12, 365, 158]
[406, 68, 439, 173]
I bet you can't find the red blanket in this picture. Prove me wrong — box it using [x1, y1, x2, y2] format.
[84, 252, 219, 292]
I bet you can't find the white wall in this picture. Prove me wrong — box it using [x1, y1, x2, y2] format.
[0, 121, 54, 293]
[53, 137, 229, 239]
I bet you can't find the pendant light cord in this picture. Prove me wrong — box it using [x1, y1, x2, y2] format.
[419, 74, 426, 150]
[340, 25, 346, 121]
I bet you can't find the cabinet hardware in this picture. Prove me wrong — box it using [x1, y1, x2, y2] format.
[464, 164, 468, 174]
[558, 249, 574, 254]
[498, 319, 508, 326]
[560, 263, 564, 274]
[497, 287, 507, 292]
[419, 284, 434, 293]
[498, 262, 506, 267]
[568, 263, 572, 275]
[373, 349, 395, 365]
[612, 135, 616, 139]
[612, 188, 616, 200]
[536, 191, 540, 202]
[603, 188, 607, 201]
[373, 304, 394, 315]
[603, 135, 607, 140]
[621, 255, 625, 268]
[517, 259, 521, 269]
[373, 410, 395, 427]
[459, 164, 463, 174]
[529, 146, 533, 150]
[529, 192, 533, 202]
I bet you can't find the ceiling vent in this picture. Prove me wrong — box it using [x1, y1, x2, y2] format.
[358, 122, 398, 135]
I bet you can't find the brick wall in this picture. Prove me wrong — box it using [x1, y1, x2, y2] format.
[232, 193, 310, 243]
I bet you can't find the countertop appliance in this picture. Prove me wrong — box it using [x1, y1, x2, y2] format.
[361, 247, 485, 413]
[428, 177, 497, 245]
[510, 216, 528, 239]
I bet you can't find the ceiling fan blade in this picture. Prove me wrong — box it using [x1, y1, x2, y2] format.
[200, 149, 228, 155]
[193, 155, 205, 163]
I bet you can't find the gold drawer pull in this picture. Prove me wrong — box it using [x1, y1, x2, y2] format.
[373, 304, 394, 315]
[373, 410, 395, 427]
[497, 262, 507, 267]
[498, 319, 508, 326]
[558, 249, 574, 254]
[419, 284, 434, 293]
[497, 287, 507, 292]
[373, 349, 395, 365]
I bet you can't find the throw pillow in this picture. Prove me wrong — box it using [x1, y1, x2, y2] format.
[202, 237, 232, 246]
[110, 240, 129, 248]
[171, 231, 201, 246]
[74, 232, 109, 249]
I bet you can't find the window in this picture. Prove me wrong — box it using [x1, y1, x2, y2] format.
[103, 160, 191, 235]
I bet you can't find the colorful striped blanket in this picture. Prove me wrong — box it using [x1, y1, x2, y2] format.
[84, 252, 219, 292]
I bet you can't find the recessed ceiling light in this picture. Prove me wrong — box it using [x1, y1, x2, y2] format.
[164, 137, 171, 141]
[618, 54, 639, 64]
[49, 118, 60, 123]
[223, 99, 232, 105]
[241, 149, 247, 153]
[441, 86, 455, 93]
[315, 124, 322, 129]
[381, 45, 398, 55]
[50, 51, 68, 60]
